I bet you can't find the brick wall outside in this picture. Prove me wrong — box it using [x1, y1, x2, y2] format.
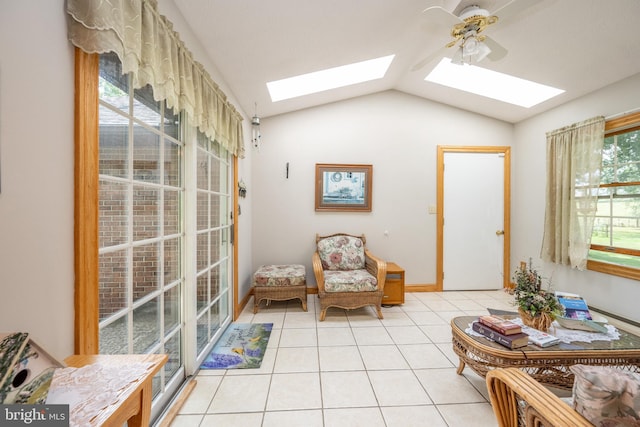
[98, 126, 225, 319]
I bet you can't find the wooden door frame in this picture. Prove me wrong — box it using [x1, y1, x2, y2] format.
[436, 145, 511, 291]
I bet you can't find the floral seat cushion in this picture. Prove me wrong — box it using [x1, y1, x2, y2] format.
[570, 364, 640, 426]
[323, 270, 378, 292]
[253, 264, 306, 287]
[317, 235, 365, 271]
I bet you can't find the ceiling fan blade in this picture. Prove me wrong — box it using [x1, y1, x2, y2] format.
[411, 46, 448, 72]
[492, 0, 539, 23]
[421, 5, 463, 30]
[484, 36, 508, 61]
[412, 6, 463, 72]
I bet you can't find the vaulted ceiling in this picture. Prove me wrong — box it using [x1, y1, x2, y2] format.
[173, 0, 640, 123]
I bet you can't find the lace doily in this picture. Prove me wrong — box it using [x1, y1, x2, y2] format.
[466, 318, 620, 345]
[46, 362, 154, 426]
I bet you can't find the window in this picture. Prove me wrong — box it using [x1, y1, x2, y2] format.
[88, 52, 234, 417]
[98, 53, 185, 398]
[588, 112, 640, 280]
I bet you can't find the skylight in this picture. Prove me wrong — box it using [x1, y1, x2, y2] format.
[425, 58, 564, 108]
[267, 55, 395, 102]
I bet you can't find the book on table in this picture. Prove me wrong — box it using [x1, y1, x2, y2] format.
[522, 326, 560, 348]
[554, 291, 608, 333]
[472, 321, 529, 349]
[478, 314, 522, 335]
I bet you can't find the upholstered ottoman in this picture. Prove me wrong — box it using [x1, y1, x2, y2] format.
[253, 264, 307, 313]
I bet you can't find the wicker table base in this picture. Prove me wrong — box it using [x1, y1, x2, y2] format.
[451, 316, 640, 390]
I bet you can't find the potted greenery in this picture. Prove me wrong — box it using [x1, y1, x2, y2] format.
[513, 259, 562, 332]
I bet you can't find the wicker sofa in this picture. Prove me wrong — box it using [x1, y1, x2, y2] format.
[487, 366, 640, 427]
[312, 233, 386, 321]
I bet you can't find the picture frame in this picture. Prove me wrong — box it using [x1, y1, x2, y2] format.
[315, 163, 372, 212]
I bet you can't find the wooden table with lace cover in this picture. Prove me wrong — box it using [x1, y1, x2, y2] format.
[451, 316, 640, 390]
[50, 354, 167, 427]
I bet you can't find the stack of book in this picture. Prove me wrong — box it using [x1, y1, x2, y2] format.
[472, 315, 529, 349]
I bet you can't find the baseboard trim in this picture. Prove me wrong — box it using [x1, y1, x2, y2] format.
[406, 284, 438, 292]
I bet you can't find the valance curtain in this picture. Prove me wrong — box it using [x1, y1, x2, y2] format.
[540, 116, 605, 270]
[67, 0, 245, 158]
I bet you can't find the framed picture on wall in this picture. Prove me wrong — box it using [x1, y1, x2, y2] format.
[315, 163, 372, 212]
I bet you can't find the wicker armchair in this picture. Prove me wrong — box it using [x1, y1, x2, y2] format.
[312, 233, 387, 321]
[486, 368, 592, 427]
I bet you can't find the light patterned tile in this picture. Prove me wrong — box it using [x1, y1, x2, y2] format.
[273, 346, 319, 373]
[385, 325, 430, 344]
[368, 370, 432, 406]
[201, 412, 263, 426]
[352, 327, 393, 345]
[207, 374, 271, 413]
[321, 371, 377, 408]
[323, 407, 386, 427]
[381, 405, 447, 427]
[317, 327, 355, 346]
[397, 343, 454, 369]
[279, 328, 318, 347]
[266, 372, 322, 410]
[262, 409, 323, 427]
[319, 346, 364, 371]
[178, 376, 222, 414]
[415, 368, 486, 404]
[359, 345, 409, 370]
[437, 402, 498, 427]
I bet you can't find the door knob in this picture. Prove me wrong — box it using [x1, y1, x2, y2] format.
[495, 230, 504, 235]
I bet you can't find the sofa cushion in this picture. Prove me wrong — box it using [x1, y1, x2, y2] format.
[317, 235, 365, 271]
[570, 364, 640, 427]
[323, 270, 378, 292]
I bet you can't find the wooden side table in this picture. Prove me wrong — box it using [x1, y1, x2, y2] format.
[64, 354, 167, 427]
[383, 262, 405, 305]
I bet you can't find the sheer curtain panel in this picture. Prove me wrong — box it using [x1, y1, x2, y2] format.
[66, 0, 245, 158]
[541, 116, 605, 269]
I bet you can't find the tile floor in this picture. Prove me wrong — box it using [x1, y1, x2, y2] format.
[167, 290, 521, 427]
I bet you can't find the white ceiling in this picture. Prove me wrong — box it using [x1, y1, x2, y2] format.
[173, 0, 640, 123]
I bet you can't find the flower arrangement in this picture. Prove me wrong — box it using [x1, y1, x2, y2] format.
[513, 259, 562, 331]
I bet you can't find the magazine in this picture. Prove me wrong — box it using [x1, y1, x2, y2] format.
[554, 291, 592, 320]
[554, 291, 608, 333]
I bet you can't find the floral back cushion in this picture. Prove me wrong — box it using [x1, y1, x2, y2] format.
[570, 364, 640, 426]
[317, 235, 365, 271]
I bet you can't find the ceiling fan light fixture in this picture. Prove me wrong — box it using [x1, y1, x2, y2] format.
[452, 34, 491, 66]
[451, 46, 465, 65]
[474, 40, 492, 62]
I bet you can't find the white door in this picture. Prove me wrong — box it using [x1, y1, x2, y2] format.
[442, 150, 507, 290]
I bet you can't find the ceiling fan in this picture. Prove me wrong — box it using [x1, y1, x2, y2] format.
[412, 0, 536, 71]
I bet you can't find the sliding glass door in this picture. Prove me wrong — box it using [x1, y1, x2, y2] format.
[96, 52, 233, 418]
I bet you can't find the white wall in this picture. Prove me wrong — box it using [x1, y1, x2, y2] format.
[513, 72, 640, 323]
[0, 1, 253, 359]
[0, 2, 75, 359]
[252, 90, 514, 286]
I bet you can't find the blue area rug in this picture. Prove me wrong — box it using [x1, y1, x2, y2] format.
[200, 323, 273, 369]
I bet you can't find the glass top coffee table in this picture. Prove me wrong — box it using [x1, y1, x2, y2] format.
[451, 316, 640, 390]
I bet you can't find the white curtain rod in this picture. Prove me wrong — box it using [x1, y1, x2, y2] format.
[605, 107, 640, 120]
